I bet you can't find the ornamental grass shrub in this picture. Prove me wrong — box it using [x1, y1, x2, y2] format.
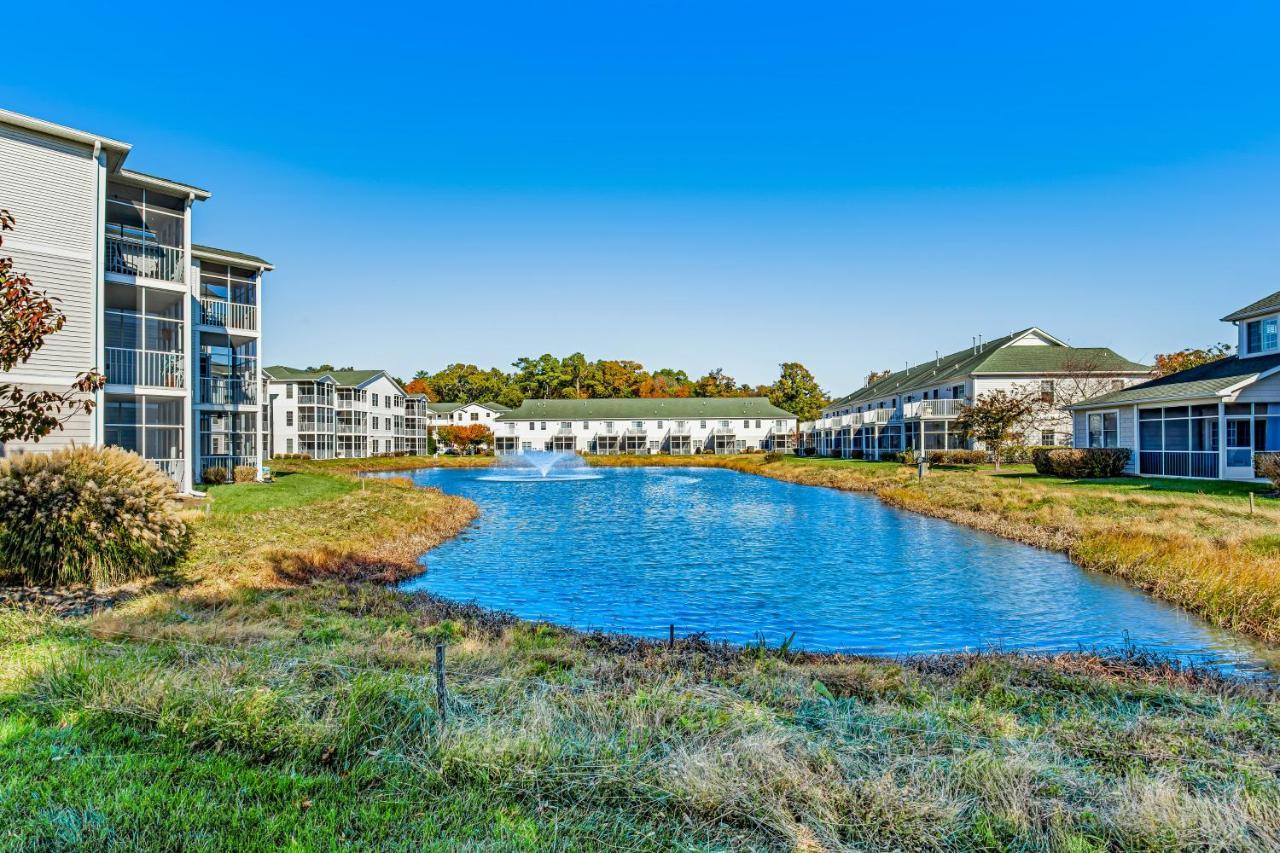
[232, 465, 257, 483]
[1256, 453, 1280, 492]
[897, 449, 987, 465]
[0, 446, 190, 587]
[1032, 447, 1130, 479]
[201, 466, 228, 485]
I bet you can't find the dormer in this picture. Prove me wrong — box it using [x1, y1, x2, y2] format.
[1221, 291, 1280, 360]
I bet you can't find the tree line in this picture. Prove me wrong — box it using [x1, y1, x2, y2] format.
[399, 354, 831, 422]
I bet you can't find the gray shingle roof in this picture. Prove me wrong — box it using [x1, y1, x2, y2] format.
[1221, 290, 1280, 323]
[1071, 353, 1280, 408]
[497, 397, 795, 421]
[193, 243, 273, 269]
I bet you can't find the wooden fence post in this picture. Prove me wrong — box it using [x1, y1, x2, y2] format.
[435, 642, 448, 725]
[668, 624, 675, 649]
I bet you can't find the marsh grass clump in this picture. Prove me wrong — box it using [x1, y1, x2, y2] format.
[0, 446, 189, 587]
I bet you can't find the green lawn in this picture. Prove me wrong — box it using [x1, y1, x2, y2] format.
[201, 472, 357, 516]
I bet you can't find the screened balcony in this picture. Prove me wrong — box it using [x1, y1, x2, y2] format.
[594, 434, 621, 453]
[298, 382, 336, 407]
[1138, 405, 1220, 479]
[201, 376, 258, 405]
[105, 183, 186, 283]
[199, 335, 257, 406]
[104, 285, 184, 389]
[104, 394, 186, 490]
[199, 261, 259, 332]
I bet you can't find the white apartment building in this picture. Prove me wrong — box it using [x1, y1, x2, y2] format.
[264, 367, 409, 458]
[801, 328, 1149, 460]
[1072, 290, 1280, 480]
[493, 398, 797, 455]
[0, 109, 271, 490]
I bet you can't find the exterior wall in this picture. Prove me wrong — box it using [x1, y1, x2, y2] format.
[1231, 371, 1280, 402]
[0, 123, 102, 453]
[266, 375, 409, 458]
[361, 375, 407, 455]
[494, 415, 795, 454]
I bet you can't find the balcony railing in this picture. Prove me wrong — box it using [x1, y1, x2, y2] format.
[298, 419, 335, 433]
[298, 394, 334, 407]
[556, 426, 575, 436]
[105, 347, 184, 389]
[336, 421, 363, 434]
[201, 377, 257, 405]
[1139, 450, 1218, 479]
[149, 458, 186, 491]
[106, 234, 184, 283]
[668, 424, 692, 435]
[200, 455, 259, 480]
[907, 399, 966, 418]
[199, 298, 258, 332]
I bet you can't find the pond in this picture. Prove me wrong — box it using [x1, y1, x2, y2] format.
[392, 465, 1272, 671]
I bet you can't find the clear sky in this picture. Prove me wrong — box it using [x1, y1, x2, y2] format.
[4, 2, 1279, 392]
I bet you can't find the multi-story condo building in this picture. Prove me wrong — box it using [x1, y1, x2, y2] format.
[802, 328, 1149, 460]
[0, 109, 271, 490]
[264, 367, 408, 458]
[493, 398, 796, 455]
[1072, 290, 1280, 481]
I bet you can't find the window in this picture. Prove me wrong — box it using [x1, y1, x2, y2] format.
[951, 384, 965, 399]
[583, 421, 590, 428]
[699, 420, 706, 429]
[386, 397, 392, 409]
[561, 422, 571, 429]
[656, 420, 663, 428]
[471, 412, 479, 421]
[1040, 380, 1055, 404]
[540, 422, 547, 430]
[287, 438, 294, 453]
[286, 411, 294, 427]
[372, 440, 379, 453]
[755, 420, 761, 428]
[1087, 412, 1118, 448]
[1247, 317, 1280, 354]
[632, 421, 643, 429]
[372, 393, 379, 407]
[1111, 379, 1126, 391]
[1040, 430, 1057, 446]
[286, 384, 294, 399]
[743, 420, 750, 428]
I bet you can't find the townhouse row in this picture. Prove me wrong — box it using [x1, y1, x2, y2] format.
[0, 109, 271, 491]
[492, 398, 797, 455]
[799, 328, 1151, 461]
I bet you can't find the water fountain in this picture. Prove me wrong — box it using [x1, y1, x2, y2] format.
[477, 450, 603, 482]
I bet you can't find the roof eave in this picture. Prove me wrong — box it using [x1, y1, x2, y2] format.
[0, 108, 132, 170]
[115, 168, 212, 201]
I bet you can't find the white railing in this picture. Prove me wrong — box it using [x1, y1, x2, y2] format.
[298, 418, 334, 432]
[624, 427, 647, 435]
[105, 347, 184, 388]
[199, 298, 258, 332]
[201, 377, 257, 405]
[918, 398, 966, 418]
[200, 455, 258, 480]
[336, 397, 360, 409]
[105, 234, 184, 283]
[668, 424, 692, 435]
[298, 394, 333, 407]
[336, 421, 363, 434]
[149, 458, 186, 491]
[556, 427, 575, 436]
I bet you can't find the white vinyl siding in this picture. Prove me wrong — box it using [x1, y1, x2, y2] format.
[0, 124, 99, 382]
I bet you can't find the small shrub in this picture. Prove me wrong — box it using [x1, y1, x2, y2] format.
[232, 465, 257, 483]
[1032, 448, 1130, 479]
[1257, 453, 1280, 491]
[763, 451, 783, 463]
[922, 449, 988, 466]
[201, 466, 229, 485]
[0, 446, 190, 587]
[1000, 444, 1058, 464]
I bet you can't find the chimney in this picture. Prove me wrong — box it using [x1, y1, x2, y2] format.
[978, 334, 984, 352]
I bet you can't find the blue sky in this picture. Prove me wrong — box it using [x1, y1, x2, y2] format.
[4, 2, 1279, 391]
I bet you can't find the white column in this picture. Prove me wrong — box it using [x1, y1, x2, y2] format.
[182, 197, 196, 491]
[1218, 399, 1227, 479]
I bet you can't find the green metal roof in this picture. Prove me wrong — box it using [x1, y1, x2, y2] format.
[1072, 353, 1280, 408]
[1221, 290, 1280, 323]
[827, 330, 1148, 411]
[425, 401, 510, 413]
[263, 365, 404, 391]
[193, 243, 273, 269]
[496, 397, 796, 421]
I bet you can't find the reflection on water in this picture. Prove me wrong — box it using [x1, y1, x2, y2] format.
[387, 466, 1274, 673]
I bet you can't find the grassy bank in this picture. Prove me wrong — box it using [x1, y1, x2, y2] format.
[3, 462, 1280, 848]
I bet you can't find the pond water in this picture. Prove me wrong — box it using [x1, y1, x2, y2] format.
[392, 466, 1271, 671]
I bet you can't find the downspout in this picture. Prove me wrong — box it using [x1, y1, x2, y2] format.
[92, 141, 106, 446]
